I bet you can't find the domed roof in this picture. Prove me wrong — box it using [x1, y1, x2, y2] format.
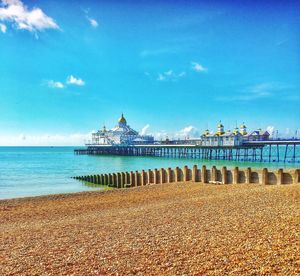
[118, 113, 127, 124]
[217, 122, 224, 128]
[240, 122, 247, 128]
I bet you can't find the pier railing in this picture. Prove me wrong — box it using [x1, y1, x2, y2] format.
[72, 165, 300, 188]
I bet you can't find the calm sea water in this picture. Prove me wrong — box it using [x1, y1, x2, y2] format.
[0, 146, 299, 199]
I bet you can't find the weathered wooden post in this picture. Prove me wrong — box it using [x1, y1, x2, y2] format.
[117, 173, 122, 188]
[130, 171, 135, 187]
[293, 169, 300, 184]
[167, 168, 172, 183]
[175, 167, 180, 182]
[121, 172, 126, 188]
[277, 169, 283, 185]
[100, 174, 105, 185]
[154, 168, 159, 184]
[160, 168, 165, 184]
[104, 174, 108, 186]
[202, 165, 207, 183]
[141, 170, 146, 186]
[233, 167, 239, 184]
[183, 166, 189, 182]
[245, 168, 251, 184]
[211, 166, 217, 182]
[262, 168, 268, 185]
[135, 171, 140, 186]
[221, 166, 227, 184]
[192, 165, 198, 182]
[112, 173, 117, 187]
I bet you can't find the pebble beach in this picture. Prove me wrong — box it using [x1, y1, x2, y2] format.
[1, 182, 299, 275]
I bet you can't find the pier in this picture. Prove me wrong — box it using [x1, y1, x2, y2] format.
[74, 140, 300, 163]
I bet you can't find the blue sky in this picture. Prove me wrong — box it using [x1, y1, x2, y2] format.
[0, 0, 299, 145]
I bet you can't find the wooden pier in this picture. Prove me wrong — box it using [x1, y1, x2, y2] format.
[75, 140, 300, 163]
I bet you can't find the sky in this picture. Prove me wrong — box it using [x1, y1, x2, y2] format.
[0, 0, 300, 145]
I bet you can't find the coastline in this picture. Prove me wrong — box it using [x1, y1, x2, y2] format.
[1, 182, 299, 274]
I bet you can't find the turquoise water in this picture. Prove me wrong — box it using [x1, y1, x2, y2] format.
[0, 147, 299, 200]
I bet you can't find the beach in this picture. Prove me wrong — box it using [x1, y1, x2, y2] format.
[1, 182, 299, 275]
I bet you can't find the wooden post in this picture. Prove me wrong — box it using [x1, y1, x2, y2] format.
[293, 169, 300, 184]
[262, 168, 268, 185]
[175, 167, 180, 182]
[202, 165, 207, 183]
[277, 169, 283, 185]
[245, 167, 251, 184]
[135, 171, 140, 186]
[183, 166, 189, 182]
[221, 166, 227, 184]
[192, 165, 198, 182]
[121, 172, 126, 188]
[154, 169, 159, 184]
[117, 173, 121, 188]
[233, 167, 239, 184]
[147, 169, 152, 184]
[211, 166, 217, 182]
[130, 171, 135, 187]
[141, 170, 146, 186]
[160, 168, 165, 184]
[167, 168, 172, 183]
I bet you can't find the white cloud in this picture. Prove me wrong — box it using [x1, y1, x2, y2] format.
[140, 124, 150, 135]
[174, 126, 200, 139]
[48, 80, 64, 89]
[0, 132, 92, 146]
[0, 22, 6, 32]
[266, 126, 275, 137]
[156, 70, 186, 81]
[67, 75, 85, 86]
[191, 62, 207, 72]
[87, 17, 98, 27]
[0, 0, 59, 33]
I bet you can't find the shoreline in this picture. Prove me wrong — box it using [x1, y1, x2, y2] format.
[1, 182, 299, 274]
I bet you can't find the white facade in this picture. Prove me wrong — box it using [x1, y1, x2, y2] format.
[89, 114, 154, 145]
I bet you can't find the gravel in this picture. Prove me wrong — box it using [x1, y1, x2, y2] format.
[1, 183, 299, 275]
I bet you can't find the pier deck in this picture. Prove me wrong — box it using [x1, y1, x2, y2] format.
[75, 140, 300, 163]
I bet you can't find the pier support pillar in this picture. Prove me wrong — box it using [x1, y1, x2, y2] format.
[233, 167, 239, 184]
[192, 165, 198, 182]
[221, 166, 227, 184]
[245, 168, 251, 184]
[262, 168, 268, 185]
[202, 165, 207, 183]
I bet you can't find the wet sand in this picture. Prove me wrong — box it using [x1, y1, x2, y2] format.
[1, 183, 299, 275]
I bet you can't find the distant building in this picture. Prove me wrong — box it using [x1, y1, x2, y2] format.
[90, 114, 154, 145]
[201, 122, 270, 147]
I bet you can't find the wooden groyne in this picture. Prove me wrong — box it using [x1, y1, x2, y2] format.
[72, 165, 300, 188]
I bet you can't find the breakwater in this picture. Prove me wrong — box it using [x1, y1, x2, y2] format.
[73, 165, 300, 188]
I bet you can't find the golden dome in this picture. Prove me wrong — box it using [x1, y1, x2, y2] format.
[217, 121, 224, 128]
[118, 113, 127, 124]
[240, 122, 247, 128]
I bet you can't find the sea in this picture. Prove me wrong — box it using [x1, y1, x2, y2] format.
[0, 146, 299, 200]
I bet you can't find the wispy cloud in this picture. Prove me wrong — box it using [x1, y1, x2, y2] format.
[191, 62, 207, 72]
[217, 82, 294, 102]
[0, 22, 6, 33]
[0, 0, 59, 33]
[140, 124, 150, 135]
[174, 126, 200, 139]
[87, 17, 98, 27]
[156, 70, 186, 82]
[67, 75, 85, 86]
[48, 80, 64, 89]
